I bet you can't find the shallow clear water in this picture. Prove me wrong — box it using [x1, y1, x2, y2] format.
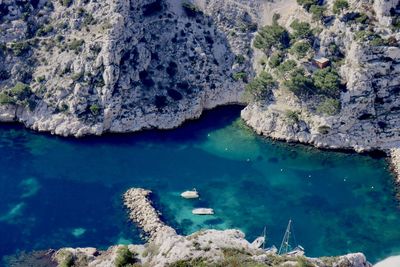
[0, 106, 399, 265]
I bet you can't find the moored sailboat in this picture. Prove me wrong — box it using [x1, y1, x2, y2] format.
[278, 219, 304, 256]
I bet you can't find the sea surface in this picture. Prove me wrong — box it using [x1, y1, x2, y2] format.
[0, 106, 399, 265]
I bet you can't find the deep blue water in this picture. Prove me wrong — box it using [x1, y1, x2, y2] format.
[0, 106, 399, 265]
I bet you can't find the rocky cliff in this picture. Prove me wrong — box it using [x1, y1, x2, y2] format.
[0, 0, 256, 136]
[0, 0, 399, 156]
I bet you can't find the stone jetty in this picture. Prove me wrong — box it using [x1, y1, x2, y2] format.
[390, 148, 400, 183]
[123, 188, 177, 241]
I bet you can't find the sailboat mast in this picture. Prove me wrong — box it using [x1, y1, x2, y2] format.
[262, 226, 266, 250]
[278, 219, 292, 255]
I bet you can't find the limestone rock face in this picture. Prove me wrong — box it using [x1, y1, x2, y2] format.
[0, 0, 257, 136]
[242, 0, 400, 153]
[374, 0, 399, 26]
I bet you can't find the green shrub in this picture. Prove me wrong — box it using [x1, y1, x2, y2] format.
[71, 72, 83, 81]
[115, 246, 135, 267]
[333, 0, 349, 14]
[272, 13, 281, 24]
[290, 20, 313, 40]
[297, 0, 319, 11]
[283, 68, 314, 96]
[370, 36, 387, 46]
[235, 54, 246, 64]
[59, 251, 74, 267]
[36, 76, 46, 83]
[318, 125, 331, 134]
[285, 110, 300, 124]
[68, 39, 85, 51]
[253, 24, 290, 52]
[245, 71, 276, 101]
[355, 13, 369, 24]
[276, 60, 297, 77]
[11, 42, 30, 56]
[36, 25, 54, 37]
[289, 41, 312, 59]
[313, 67, 340, 96]
[0, 92, 15, 105]
[10, 82, 32, 100]
[316, 98, 341, 115]
[309, 5, 326, 20]
[233, 71, 247, 81]
[60, 0, 73, 7]
[89, 104, 100, 115]
[269, 51, 283, 68]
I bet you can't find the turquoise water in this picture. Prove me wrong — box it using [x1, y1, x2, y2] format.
[0, 106, 399, 265]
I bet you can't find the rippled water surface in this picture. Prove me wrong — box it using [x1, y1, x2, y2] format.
[0, 106, 399, 265]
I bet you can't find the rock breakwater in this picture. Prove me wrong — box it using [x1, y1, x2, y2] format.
[390, 148, 400, 183]
[123, 188, 177, 241]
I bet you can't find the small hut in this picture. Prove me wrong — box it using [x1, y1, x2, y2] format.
[313, 57, 330, 69]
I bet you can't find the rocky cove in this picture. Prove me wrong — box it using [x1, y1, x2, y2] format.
[0, 107, 399, 266]
[0, 0, 400, 266]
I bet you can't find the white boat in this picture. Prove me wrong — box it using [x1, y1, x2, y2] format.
[180, 188, 199, 199]
[192, 208, 214, 215]
[286, 245, 305, 256]
[251, 236, 265, 248]
[252, 226, 278, 253]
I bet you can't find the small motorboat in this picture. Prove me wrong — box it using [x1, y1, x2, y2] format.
[192, 208, 214, 215]
[286, 245, 305, 256]
[181, 188, 199, 199]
